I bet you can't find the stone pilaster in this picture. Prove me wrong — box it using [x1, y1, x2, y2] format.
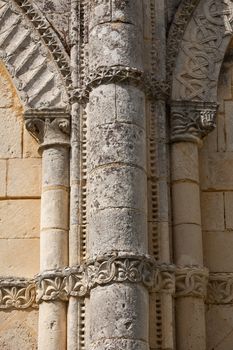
[25, 109, 70, 350]
[81, 2, 149, 349]
[170, 101, 217, 350]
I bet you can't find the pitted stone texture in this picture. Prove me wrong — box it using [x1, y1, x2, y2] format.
[89, 23, 143, 70]
[89, 284, 149, 346]
[201, 192, 225, 231]
[87, 166, 147, 212]
[89, 339, 149, 350]
[42, 147, 69, 187]
[7, 159, 42, 197]
[0, 111, 22, 159]
[88, 84, 146, 129]
[87, 208, 147, 256]
[0, 310, 38, 350]
[172, 142, 199, 182]
[89, 0, 143, 30]
[0, 200, 40, 238]
[87, 123, 146, 171]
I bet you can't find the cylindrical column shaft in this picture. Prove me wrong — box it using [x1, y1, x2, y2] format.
[26, 117, 70, 350]
[85, 1, 149, 349]
[171, 141, 206, 350]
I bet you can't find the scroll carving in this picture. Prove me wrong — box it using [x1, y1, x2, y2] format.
[172, 0, 233, 101]
[6, 262, 233, 308]
[175, 267, 209, 299]
[0, 278, 37, 310]
[171, 101, 218, 143]
[207, 273, 233, 304]
[25, 109, 70, 148]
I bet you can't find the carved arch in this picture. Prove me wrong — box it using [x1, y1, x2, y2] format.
[0, 0, 70, 109]
[169, 0, 233, 102]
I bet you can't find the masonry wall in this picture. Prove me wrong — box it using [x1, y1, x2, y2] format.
[0, 61, 40, 349]
[200, 42, 233, 350]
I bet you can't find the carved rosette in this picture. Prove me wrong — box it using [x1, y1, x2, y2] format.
[171, 101, 218, 143]
[175, 267, 209, 299]
[24, 109, 70, 149]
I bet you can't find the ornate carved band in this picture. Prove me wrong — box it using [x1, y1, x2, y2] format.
[171, 101, 218, 143]
[175, 267, 209, 299]
[24, 109, 70, 149]
[72, 66, 169, 104]
[6, 260, 233, 309]
[0, 278, 37, 310]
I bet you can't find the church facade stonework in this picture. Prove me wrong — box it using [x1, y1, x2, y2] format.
[0, 0, 233, 349]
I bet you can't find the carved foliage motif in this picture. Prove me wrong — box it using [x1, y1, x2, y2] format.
[171, 101, 218, 142]
[207, 273, 233, 304]
[5, 264, 233, 308]
[172, 0, 233, 101]
[0, 279, 37, 310]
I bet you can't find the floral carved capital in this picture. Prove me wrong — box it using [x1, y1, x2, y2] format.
[171, 101, 218, 143]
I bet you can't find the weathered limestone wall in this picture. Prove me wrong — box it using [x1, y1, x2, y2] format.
[200, 43, 233, 349]
[0, 61, 40, 348]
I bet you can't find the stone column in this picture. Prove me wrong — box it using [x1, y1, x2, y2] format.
[25, 109, 70, 350]
[84, 2, 149, 349]
[170, 101, 217, 350]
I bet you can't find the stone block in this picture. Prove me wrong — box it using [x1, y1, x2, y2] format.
[172, 182, 201, 225]
[174, 223, 203, 266]
[0, 160, 6, 197]
[40, 229, 68, 270]
[87, 123, 146, 172]
[201, 192, 225, 231]
[87, 165, 147, 212]
[0, 239, 39, 277]
[0, 310, 38, 350]
[203, 231, 233, 272]
[0, 110, 22, 158]
[200, 152, 233, 190]
[87, 208, 147, 257]
[88, 85, 116, 128]
[172, 142, 199, 182]
[89, 284, 148, 345]
[89, 23, 143, 70]
[225, 192, 233, 230]
[0, 75, 13, 108]
[41, 189, 68, 230]
[206, 305, 233, 350]
[116, 84, 146, 128]
[0, 199, 40, 238]
[7, 158, 42, 197]
[225, 101, 233, 151]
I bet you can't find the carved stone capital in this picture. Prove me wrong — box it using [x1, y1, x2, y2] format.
[25, 109, 70, 149]
[175, 267, 209, 299]
[170, 101, 218, 143]
[207, 273, 233, 304]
